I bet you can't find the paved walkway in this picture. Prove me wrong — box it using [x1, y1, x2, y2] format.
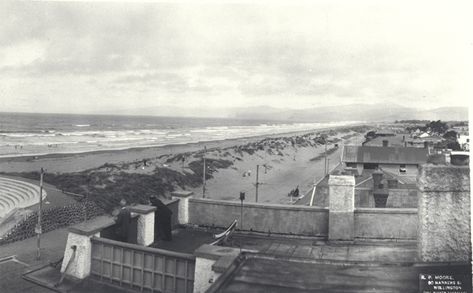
[0, 228, 69, 293]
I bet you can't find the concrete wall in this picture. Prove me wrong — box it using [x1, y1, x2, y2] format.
[417, 164, 471, 262]
[354, 208, 417, 240]
[188, 198, 329, 236]
[188, 198, 418, 241]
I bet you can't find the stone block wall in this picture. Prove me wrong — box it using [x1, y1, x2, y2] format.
[417, 164, 471, 262]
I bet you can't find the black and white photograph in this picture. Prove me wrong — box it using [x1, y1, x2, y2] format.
[0, 1, 471, 292]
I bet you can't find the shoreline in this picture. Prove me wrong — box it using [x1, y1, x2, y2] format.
[0, 125, 368, 208]
[0, 123, 364, 164]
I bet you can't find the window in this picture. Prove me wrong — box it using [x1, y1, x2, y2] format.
[399, 164, 406, 174]
[363, 163, 378, 169]
[346, 163, 357, 168]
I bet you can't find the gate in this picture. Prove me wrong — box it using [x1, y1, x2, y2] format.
[90, 237, 195, 293]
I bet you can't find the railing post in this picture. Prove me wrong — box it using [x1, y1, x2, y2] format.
[130, 205, 156, 246]
[60, 216, 115, 279]
[171, 191, 194, 225]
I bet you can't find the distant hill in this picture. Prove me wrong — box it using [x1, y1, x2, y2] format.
[230, 104, 468, 122]
[109, 104, 468, 122]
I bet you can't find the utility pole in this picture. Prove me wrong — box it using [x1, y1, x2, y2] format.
[202, 146, 207, 198]
[36, 168, 44, 260]
[255, 165, 259, 202]
[84, 177, 89, 223]
[324, 141, 328, 176]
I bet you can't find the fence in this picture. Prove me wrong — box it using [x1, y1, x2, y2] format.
[90, 236, 195, 293]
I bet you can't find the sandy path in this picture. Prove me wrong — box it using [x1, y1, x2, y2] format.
[189, 134, 363, 204]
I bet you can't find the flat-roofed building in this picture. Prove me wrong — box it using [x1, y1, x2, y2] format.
[342, 145, 429, 176]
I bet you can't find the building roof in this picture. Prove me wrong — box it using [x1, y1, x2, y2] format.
[343, 145, 429, 165]
[376, 130, 396, 136]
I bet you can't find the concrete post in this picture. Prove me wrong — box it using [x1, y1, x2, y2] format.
[171, 191, 194, 225]
[60, 216, 115, 279]
[130, 205, 156, 246]
[328, 175, 355, 241]
[417, 164, 471, 262]
[193, 244, 240, 293]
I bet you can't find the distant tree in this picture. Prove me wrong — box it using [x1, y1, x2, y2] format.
[447, 141, 461, 151]
[443, 130, 458, 141]
[426, 120, 448, 134]
[451, 121, 468, 127]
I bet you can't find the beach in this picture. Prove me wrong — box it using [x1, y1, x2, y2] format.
[0, 124, 368, 208]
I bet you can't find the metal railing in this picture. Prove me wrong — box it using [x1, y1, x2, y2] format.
[90, 237, 195, 293]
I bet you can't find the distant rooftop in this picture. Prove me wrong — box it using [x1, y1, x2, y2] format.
[343, 145, 429, 165]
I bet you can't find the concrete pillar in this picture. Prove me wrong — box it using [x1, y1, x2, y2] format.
[193, 244, 240, 293]
[328, 175, 355, 241]
[171, 191, 193, 225]
[418, 164, 471, 262]
[130, 205, 156, 246]
[60, 216, 115, 279]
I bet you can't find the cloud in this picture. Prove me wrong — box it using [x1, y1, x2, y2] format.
[0, 1, 472, 113]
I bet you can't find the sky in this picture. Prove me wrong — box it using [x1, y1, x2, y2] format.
[0, 0, 472, 114]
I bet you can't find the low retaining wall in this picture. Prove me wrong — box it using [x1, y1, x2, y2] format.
[354, 208, 417, 240]
[188, 198, 329, 236]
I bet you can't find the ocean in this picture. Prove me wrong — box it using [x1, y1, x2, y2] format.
[0, 112, 357, 157]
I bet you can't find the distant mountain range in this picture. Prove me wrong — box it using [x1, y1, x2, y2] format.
[111, 104, 468, 122]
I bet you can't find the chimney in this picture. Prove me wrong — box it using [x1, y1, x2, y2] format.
[382, 140, 389, 147]
[372, 169, 384, 189]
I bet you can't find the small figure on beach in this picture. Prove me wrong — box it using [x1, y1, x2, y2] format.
[150, 195, 173, 241]
[114, 198, 132, 242]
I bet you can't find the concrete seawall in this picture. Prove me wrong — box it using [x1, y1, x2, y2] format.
[189, 198, 329, 236]
[188, 198, 418, 240]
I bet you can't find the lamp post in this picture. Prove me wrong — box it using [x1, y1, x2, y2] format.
[202, 146, 207, 198]
[255, 165, 259, 202]
[239, 192, 245, 231]
[239, 191, 245, 252]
